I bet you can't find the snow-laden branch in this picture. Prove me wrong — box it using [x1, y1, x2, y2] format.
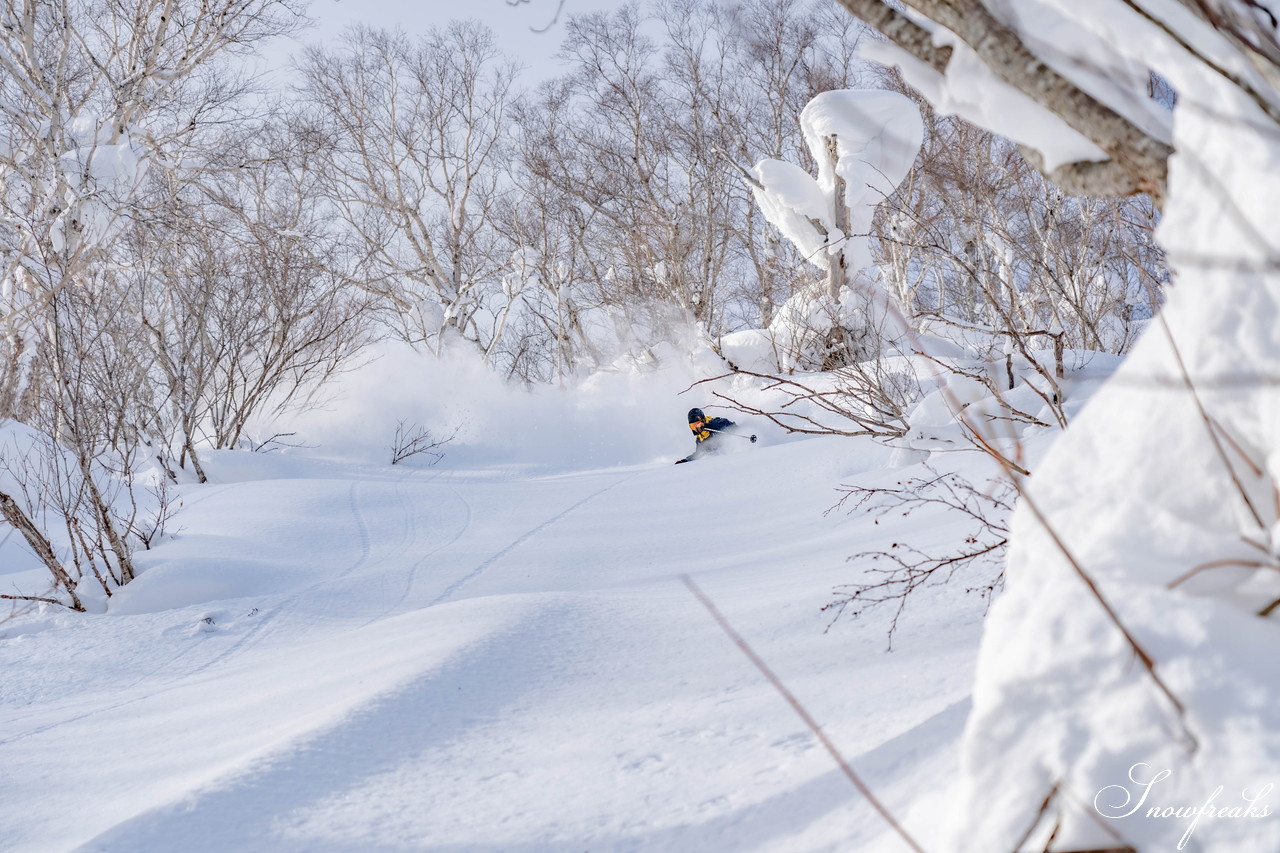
[836, 0, 1173, 202]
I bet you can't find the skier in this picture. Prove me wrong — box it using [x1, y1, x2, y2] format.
[676, 407, 752, 464]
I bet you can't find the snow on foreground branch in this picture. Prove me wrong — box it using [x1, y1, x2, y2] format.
[835, 0, 1173, 203]
[834, 0, 1280, 850]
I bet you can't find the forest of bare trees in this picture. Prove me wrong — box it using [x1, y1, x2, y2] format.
[0, 0, 1166, 609]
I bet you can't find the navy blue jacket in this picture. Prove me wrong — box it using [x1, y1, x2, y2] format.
[679, 417, 735, 463]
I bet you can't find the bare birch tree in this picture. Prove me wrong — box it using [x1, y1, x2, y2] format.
[298, 22, 518, 355]
[0, 0, 303, 608]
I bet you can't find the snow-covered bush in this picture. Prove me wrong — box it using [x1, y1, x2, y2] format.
[0, 399, 181, 612]
[723, 86, 1144, 460]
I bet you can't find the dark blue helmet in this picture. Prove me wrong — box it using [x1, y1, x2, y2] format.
[687, 408, 706, 424]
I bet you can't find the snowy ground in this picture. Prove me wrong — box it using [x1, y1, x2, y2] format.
[0, 414, 997, 852]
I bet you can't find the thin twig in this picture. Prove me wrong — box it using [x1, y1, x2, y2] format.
[1009, 783, 1059, 853]
[0, 593, 67, 607]
[1166, 346, 1265, 529]
[1167, 558, 1267, 589]
[1058, 779, 1139, 850]
[529, 0, 568, 34]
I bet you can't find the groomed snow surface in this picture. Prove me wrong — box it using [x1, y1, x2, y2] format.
[0, 355, 995, 853]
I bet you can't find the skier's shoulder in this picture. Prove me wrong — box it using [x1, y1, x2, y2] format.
[709, 416, 734, 430]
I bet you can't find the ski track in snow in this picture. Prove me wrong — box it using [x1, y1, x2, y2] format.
[358, 481, 474, 627]
[0, 478, 386, 748]
[0, 440, 984, 852]
[0, 647, 194, 747]
[0, 470, 479, 752]
[342, 479, 374, 578]
[427, 471, 639, 607]
[183, 478, 384, 677]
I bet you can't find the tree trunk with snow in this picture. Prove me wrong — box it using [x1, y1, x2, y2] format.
[838, 0, 1280, 849]
[834, 0, 1172, 202]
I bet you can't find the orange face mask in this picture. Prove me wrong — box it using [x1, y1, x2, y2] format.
[690, 421, 704, 431]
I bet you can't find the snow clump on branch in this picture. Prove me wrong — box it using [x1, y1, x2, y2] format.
[748, 89, 923, 370]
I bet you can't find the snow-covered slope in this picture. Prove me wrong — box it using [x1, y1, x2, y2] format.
[0, 428, 987, 852]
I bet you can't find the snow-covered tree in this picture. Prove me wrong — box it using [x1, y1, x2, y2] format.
[747, 87, 923, 368]
[0, 0, 303, 608]
[837, 0, 1280, 850]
